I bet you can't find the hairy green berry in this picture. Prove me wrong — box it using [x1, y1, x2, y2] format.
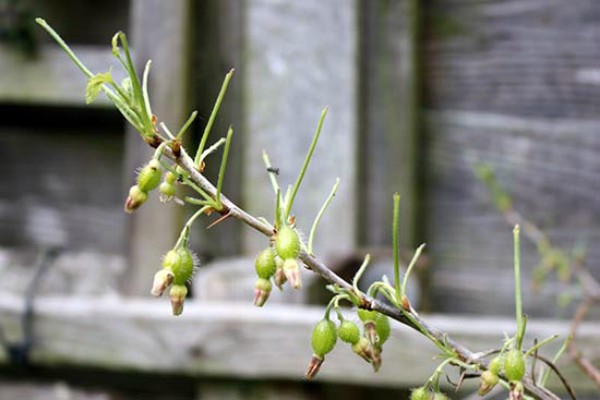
[374, 313, 391, 345]
[410, 387, 429, 400]
[275, 226, 300, 260]
[311, 319, 337, 358]
[433, 392, 448, 400]
[162, 249, 179, 269]
[504, 349, 526, 381]
[337, 320, 360, 344]
[255, 248, 277, 279]
[489, 355, 502, 375]
[159, 181, 177, 198]
[137, 159, 162, 192]
[162, 247, 195, 285]
[165, 171, 177, 184]
[174, 246, 195, 284]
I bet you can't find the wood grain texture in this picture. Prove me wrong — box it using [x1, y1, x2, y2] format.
[425, 0, 600, 119]
[0, 127, 125, 253]
[0, 45, 124, 106]
[423, 0, 600, 316]
[426, 111, 600, 317]
[358, 0, 419, 249]
[241, 0, 358, 260]
[0, 295, 598, 394]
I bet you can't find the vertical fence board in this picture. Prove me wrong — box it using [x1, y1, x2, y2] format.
[423, 0, 600, 315]
[121, 0, 193, 296]
[358, 0, 420, 249]
[241, 0, 358, 261]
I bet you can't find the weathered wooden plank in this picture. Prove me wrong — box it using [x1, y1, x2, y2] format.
[241, 0, 358, 260]
[0, 381, 111, 400]
[0, 295, 597, 394]
[187, 0, 244, 258]
[358, 0, 420, 249]
[425, 111, 600, 317]
[0, 127, 125, 254]
[121, 0, 193, 296]
[425, 0, 600, 118]
[0, 45, 124, 106]
[423, 0, 600, 316]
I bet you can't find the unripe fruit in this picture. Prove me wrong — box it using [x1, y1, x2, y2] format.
[504, 349, 526, 381]
[478, 370, 499, 396]
[374, 313, 391, 345]
[311, 319, 337, 358]
[159, 181, 177, 197]
[165, 171, 177, 184]
[489, 355, 502, 375]
[169, 284, 188, 316]
[137, 159, 162, 192]
[124, 185, 148, 212]
[151, 269, 174, 297]
[351, 336, 374, 363]
[410, 387, 429, 400]
[253, 278, 272, 307]
[162, 249, 180, 270]
[275, 226, 300, 260]
[255, 248, 277, 279]
[433, 392, 448, 400]
[337, 320, 360, 344]
[173, 246, 195, 284]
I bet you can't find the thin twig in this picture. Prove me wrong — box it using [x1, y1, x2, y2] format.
[158, 143, 565, 400]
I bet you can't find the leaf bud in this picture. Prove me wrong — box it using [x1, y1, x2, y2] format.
[283, 258, 302, 289]
[275, 226, 300, 260]
[311, 319, 337, 358]
[124, 185, 148, 213]
[137, 159, 162, 192]
[255, 248, 277, 279]
[151, 269, 174, 297]
[169, 284, 188, 316]
[337, 320, 360, 345]
[253, 277, 272, 307]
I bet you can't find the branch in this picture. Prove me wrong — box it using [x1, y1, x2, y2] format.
[163, 145, 561, 400]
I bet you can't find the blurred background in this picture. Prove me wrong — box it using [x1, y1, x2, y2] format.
[0, 0, 599, 399]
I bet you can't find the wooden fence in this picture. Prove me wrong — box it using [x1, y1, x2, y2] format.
[0, 0, 599, 398]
